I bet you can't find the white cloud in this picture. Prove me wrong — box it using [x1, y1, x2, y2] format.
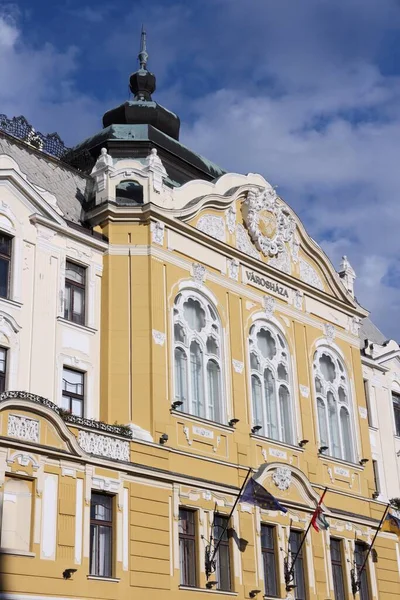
[181, 61, 400, 338]
[0, 11, 105, 145]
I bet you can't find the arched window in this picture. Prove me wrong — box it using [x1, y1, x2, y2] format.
[313, 348, 355, 462]
[173, 292, 224, 423]
[249, 322, 294, 444]
[116, 180, 143, 205]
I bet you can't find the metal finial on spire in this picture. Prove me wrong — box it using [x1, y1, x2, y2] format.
[138, 25, 148, 70]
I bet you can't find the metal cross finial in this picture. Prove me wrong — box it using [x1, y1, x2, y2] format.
[138, 25, 149, 70]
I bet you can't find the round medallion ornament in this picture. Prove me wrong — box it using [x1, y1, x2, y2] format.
[242, 185, 296, 257]
[272, 466, 292, 491]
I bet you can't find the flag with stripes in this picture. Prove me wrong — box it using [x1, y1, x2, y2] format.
[311, 489, 329, 532]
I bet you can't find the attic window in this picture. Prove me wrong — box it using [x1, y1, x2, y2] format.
[116, 180, 143, 205]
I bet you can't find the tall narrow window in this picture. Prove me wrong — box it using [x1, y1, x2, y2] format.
[179, 508, 197, 587]
[392, 392, 400, 437]
[372, 460, 381, 496]
[363, 380, 373, 427]
[173, 292, 224, 423]
[261, 524, 278, 597]
[214, 515, 232, 591]
[249, 323, 294, 444]
[90, 493, 113, 578]
[62, 367, 84, 416]
[64, 261, 86, 325]
[330, 539, 345, 600]
[354, 542, 370, 600]
[0, 347, 7, 393]
[313, 349, 355, 462]
[1, 476, 33, 552]
[289, 530, 306, 600]
[0, 233, 12, 299]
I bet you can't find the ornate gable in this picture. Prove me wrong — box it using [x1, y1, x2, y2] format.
[174, 175, 361, 309]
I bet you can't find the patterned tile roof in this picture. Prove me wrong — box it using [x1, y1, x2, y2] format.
[0, 131, 91, 224]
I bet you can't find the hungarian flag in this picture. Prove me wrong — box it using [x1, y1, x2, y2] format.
[311, 489, 329, 532]
[240, 477, 287, 513]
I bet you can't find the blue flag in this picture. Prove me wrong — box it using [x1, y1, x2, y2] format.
[386, 513, 400, 530]
[240, 477, 287, 513]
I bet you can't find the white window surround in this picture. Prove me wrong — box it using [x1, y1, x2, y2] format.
[313, 347, 356, 463]
[173, 290, 226, 424]
[0, 216, 22, 305]
[249, 320, 295, 445]
[61, 256, 96, 329]
[57, 354, 95, 419]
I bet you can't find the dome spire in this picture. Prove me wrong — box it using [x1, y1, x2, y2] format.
[129, 27, 156, 101]
[138, 25, 148, 71]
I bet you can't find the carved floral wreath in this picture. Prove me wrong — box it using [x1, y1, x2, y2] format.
[242, 186, 296, 257]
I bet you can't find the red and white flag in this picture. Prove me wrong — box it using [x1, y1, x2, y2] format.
[311, 489, 329, 532]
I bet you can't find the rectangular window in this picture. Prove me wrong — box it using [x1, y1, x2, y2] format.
[330, 539, 346, 600]
[64, 260, 86, 325]
[179, 508, 197, 587]
[1, 476, 33, 552]
[372, 460, 381, 495]
[289, 530, 306, 600]
[261, 524, 278, 597]
[392, 392, 400, 437]
[214, 514, 232, 591]
[354, 542, 370, 600]
[0, 233, 12, 299]
[62, 367, 84, 417]
[363, 380, 372, 427]
[0, 347, 7, 393]
[90, 493, 113, 578]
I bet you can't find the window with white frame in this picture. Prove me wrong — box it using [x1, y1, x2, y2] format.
[173, 291, 224, 423]
[313, 348, 355, 462]
[249, 321, 294, 444]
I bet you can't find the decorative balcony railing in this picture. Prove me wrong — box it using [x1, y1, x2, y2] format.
[0, 391, 132, 438]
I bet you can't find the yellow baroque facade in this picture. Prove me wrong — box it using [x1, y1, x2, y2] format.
[0, 51, 399, 600]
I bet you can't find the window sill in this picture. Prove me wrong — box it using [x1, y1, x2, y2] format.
[0, 297, 22, 309]
[57, 316, 97, 334]
[318, 453, 363, 471]
[250, 433, 304, 453]
[0, 548, 35, 557]
[170, 410, 235, 434]
[87, 575, 120, 583]
[179, 586, 237, 595]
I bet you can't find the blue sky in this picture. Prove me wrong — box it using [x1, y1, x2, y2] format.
[1, 0, 400, 339]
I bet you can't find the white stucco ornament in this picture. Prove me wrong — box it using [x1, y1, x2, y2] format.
[96, 147, 113, 169]
[294, 290, 304, 310]
[192, 262, 206, 284]
[272, 466, 292, 491]
[226, 204, 237, 234]
[324, 323, 336, 344]
[263, 295, 276, 318]
[151, 220, 165, 245]
[242, 185, 296, 257]
[8, 414, 39, 443]
[227, 258, 240, 280]
[196, 215, 226, 241]
[144, 148, 167, 193]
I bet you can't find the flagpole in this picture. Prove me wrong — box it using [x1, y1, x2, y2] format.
[209, 467, 253, 568]
[355, 503, 390, 587]
[286, 487, 328, 584]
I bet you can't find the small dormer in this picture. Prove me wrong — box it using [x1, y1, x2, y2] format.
[90, 147, 169, 207]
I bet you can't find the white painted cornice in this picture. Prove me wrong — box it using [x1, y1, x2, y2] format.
[0, 156, 66, 225]
[30, 213, 108, 252]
